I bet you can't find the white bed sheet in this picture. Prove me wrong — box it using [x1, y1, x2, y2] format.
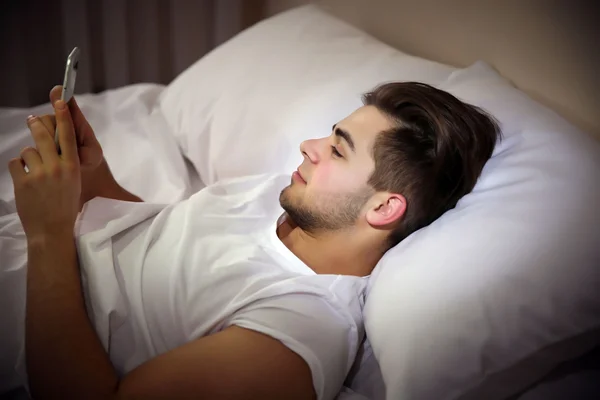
[0, 83, 204, 212]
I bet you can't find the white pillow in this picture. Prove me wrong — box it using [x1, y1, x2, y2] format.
[158, 5, 456, 184]
[364, 61, 600, 400]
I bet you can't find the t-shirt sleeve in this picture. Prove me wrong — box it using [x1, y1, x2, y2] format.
[225, 291, 362, 400]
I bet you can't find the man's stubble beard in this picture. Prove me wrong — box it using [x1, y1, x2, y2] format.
[279, 185, 373, 234]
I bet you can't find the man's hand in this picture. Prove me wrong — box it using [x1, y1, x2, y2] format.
[8, 100, 81, 241]
[49, 85, 115, 208]
[49, 85, 104, 173]
[37, 86, 131, 208]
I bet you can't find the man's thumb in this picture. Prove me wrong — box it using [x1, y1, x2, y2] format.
[50, 85, 62, 105]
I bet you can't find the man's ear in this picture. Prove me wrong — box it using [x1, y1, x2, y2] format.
[365, 193, 406, 227]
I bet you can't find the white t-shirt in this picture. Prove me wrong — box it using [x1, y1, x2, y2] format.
[72, 173, 367, 400]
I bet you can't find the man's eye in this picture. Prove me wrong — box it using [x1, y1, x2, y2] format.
[331, 146, 343, 158]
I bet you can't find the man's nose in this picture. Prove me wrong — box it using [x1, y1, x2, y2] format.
[300, 139, 321, 164]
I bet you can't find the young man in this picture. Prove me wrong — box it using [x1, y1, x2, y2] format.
[1, 83, 500, 399]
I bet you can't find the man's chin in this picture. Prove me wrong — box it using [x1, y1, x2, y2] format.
[279, 188, 302, 216]
[279, 186, 292, 207]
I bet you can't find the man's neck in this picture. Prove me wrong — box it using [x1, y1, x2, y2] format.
[276, 214, 383, 277]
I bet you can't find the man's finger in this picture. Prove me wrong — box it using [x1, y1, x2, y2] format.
[52, 88, 89, 147]
[28, 116, 59, 164]
[49, 85, 62, 105]
[8, 157, 27, 181]
[54, 100, 78, 161]
[66, 96, 91, 145]
[38, 114, 57, 139]
[50, 86, 85, 146]
[20, 146, 42, 171]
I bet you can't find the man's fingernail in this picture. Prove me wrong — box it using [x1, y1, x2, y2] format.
[26, 115, 36, 124]
[55, 100, 66, 110]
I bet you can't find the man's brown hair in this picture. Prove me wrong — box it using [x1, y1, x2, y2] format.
[363, 82, 501, 249]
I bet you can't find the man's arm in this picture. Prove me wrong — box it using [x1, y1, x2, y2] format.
[26, 233, 120, 399]
[118, 326, 316, 400]
[102, 183, 143, 203]
[82, 159, 143, 205]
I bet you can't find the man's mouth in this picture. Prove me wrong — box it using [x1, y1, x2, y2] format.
[293, 169, 306, 184]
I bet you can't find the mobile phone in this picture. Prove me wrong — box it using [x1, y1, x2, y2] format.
[55, 47, 80, 152]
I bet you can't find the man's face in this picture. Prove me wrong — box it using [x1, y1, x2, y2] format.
[280, 105, 394, 233]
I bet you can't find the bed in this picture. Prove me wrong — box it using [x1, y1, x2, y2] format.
[1, 2, 599, 399]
